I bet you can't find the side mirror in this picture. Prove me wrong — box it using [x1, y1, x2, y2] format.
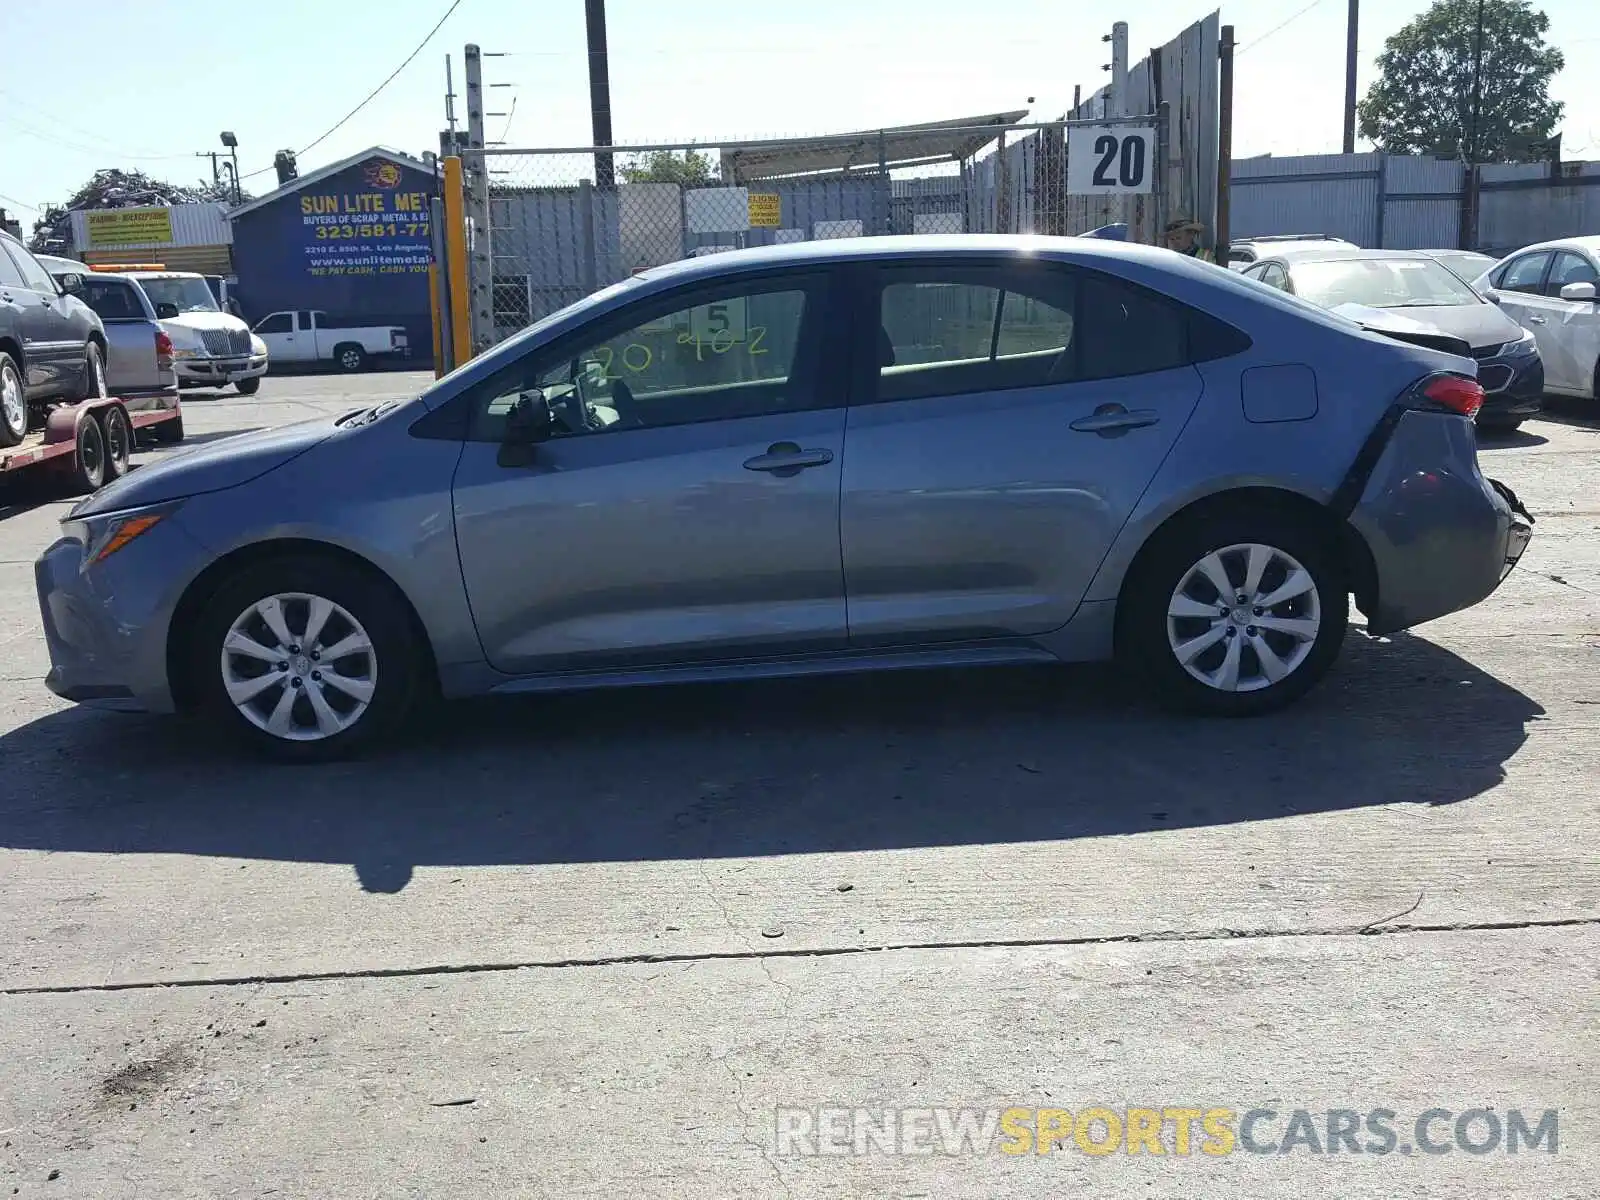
[1559, 281, 1598, 302]
[59, 272, 83, 294]
[1480, 287, 1501, 305]
[155, 302, 180, 320]
[497, 389, 553, 467]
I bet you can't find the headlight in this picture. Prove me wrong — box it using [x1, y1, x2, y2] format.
[63, 500, 183, 565]
[1497, 331, 1537, 357]
[251, 335, 267, 355]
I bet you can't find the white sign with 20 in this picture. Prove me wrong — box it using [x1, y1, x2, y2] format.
[1066, 126, 1156, 196]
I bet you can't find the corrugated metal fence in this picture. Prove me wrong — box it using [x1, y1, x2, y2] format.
[1229, 152, 1600, 255]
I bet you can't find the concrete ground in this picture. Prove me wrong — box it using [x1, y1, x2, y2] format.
[0, 374, 1595, 1197]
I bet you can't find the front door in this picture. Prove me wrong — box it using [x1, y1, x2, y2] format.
[1492, 250, 1555, 375]
[254, 312, 301, 361]
[451, 270, 849, 675]
[840, 260, 1205, 644]
[1541, 251, 1600, 396]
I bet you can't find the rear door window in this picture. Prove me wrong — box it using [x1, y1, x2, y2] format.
[1499, 252, 1552, 295]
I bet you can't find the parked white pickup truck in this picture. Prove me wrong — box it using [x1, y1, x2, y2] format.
[253, 310, 409, 373]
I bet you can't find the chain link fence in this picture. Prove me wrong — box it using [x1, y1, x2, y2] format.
[462, 116, 1163, 349]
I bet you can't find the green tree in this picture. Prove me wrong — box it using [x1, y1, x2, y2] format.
[28, 169, 248, 253]
[618, 149, 718, 186]
[1357, 0, 1564, 161]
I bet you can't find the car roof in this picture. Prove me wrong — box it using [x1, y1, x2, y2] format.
[627, 233, 1200, 287]
[1266, 247, 1442, 265]
[1500, 235, 1600, 256]
[36, 254, 93, 272]
[123, 270, 205, 280]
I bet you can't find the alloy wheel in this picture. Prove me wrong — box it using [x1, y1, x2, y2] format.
[1165, 542, 1322, 693]
[220, 592, 378, 741]
[0, 363, 22, 436]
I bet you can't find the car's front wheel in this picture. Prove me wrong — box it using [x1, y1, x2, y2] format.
[236, 377, 261, 396]
[191, 556, 427, 761]
[1120, 508, 1348, 716]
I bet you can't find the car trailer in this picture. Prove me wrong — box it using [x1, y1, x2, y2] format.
[0, 396, 183, 494]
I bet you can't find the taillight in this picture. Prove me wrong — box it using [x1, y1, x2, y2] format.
[1420, 374, 1484, 418]
[155, 330, 174, 366]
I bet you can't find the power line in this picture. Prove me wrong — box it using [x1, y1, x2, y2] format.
[240, 0, 468, 180]
[0, 191, 38, 214]
[0, 87, 188, 159]
[1238, 0, 1328, 55]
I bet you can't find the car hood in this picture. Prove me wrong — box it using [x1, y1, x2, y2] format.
[70, 418, 338, 517]
[1330, 301, 1519, 353]
[161, 310, 249, 336]
[1330, 303, 1477, 358]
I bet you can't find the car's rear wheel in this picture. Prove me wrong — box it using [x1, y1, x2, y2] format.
[0, 352, 25, 447]
[99, 405, 132, 479]
[335, 344, 367, 373]
[1121, 509, 1348, 716]
[191, 556, 425, 761]
[73, 342, 108, 402]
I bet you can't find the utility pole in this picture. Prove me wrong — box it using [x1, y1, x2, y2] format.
[584, 0, 616, 188]
[1466, 0, 1485, 248]
[1110, 22, 1130, 117]
[463, 43, 494, 351]
[1342, 0, 1359, 154]
[1216, 24, 1236, 259]
[195, 151, 220, 186]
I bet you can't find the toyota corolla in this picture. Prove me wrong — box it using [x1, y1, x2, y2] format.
[35, 236, 1533, 760]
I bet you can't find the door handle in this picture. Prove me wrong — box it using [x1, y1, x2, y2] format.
[1526, 315, 1547, 325]
[1070, 405, 1160, 435]
[743, 442, 834, 475]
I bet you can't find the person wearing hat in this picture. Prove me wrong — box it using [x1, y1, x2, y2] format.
[1164, 217, 1213, 261]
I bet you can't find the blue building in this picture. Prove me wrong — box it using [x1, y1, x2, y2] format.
[226, 147, 437, 364]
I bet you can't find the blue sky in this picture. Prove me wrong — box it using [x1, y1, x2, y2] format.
[2, 0, 1597, 222]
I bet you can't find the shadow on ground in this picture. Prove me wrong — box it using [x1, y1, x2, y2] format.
[0, 630, 1542, 893]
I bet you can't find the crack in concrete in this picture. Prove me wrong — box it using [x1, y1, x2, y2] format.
[4, 915, 1596, 997]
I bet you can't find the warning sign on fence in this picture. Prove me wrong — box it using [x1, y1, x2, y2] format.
[747, 193, 781, 227]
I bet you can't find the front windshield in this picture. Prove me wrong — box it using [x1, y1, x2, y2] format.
[1291, 258, 1481, 309]
[137, 277, 220, 313]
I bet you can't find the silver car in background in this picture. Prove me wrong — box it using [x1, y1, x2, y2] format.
[37, 256, 176, 404]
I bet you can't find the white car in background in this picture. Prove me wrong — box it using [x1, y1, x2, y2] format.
[1475, 237, 1600, 400]
[122, 270, 269, 395]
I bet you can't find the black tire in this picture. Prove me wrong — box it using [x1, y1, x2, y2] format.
[70, 412, 107, 493]
[190, 555, 426, 762]
[334, 343, 367, 373]
[74, 342, 108, 402]
[152, 412, 184, 444]
[1119, 507, 1349, 717]
[0, 352, 25, 448]
[235, 376, 261, 396]
[99, 405, 132, 480]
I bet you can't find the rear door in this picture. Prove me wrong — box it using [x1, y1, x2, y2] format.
[1491, 250, 1553, 354]
[1543, 250, 1600, 395]
[839, 258, 1205, 645]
